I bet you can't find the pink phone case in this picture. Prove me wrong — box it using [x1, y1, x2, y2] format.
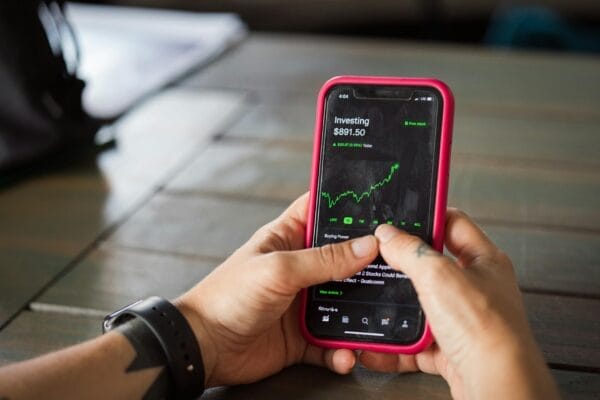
[300, 75, 454, 354]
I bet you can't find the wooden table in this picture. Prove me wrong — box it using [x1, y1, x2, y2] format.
[1, 33, 599, 399]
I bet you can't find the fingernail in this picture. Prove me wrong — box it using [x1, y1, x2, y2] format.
[351, 236, 376, 258]
[374, 224, 399, 243]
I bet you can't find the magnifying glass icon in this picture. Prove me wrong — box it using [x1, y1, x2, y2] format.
[361, 317, 369, 325]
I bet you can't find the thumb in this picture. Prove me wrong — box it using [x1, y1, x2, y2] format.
[271, 235, 378, 290]
[374, 224, 458, 289]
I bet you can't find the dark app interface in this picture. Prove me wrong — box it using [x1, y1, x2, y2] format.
[308, 85, 441, 344]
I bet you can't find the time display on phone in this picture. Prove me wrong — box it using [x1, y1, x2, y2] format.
[306, 85, 443, 344]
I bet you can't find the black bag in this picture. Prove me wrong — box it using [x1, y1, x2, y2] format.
[0, 0, 100, 176]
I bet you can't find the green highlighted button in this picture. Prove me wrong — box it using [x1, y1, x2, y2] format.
[343, 216, 353, 225]
[319, 289, 343, 296]
[404, 120, 427, 127]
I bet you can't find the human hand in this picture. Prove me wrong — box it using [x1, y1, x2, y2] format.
[360, 209, 560, 400]
[175, 193, 378, 387]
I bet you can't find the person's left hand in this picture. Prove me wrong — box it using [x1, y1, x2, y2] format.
[175, 193, 378, 387]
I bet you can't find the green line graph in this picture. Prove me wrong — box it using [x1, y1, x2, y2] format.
[321, 162, 400, 208]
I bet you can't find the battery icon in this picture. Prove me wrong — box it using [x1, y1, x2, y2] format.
[343, 216, 353, 225]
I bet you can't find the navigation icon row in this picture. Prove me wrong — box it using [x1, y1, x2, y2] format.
[321, 314, 410, 329]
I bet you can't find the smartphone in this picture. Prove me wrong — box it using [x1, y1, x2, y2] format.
[300, 76, 453, 353]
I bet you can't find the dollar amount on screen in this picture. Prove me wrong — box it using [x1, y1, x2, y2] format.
[333, 128, 366, 136]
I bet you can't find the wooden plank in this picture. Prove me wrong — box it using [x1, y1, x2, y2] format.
[0, 312, 101, 366]
[29, 261, 600, 370]
[168, 142, 600, 233]
[164, 141, 600, 296]
[226, 102, 600, 169]
[184, 34, 600, 120]
[485, 226, 600, 297]
[106, 194, 286, 259]
[525, 293, 600, 370]
[97, 88, 248, 204]
[223, 96, 599, 168]
[33, 226, 600, 314]
[0, 172, 118, 327]
[0, 311, 597, 398]
[203, 366, 600, 400]
[35, 207, 598, 369]
[36, 246, 218, 313]
[203, 365, 600, 400]
[453, 114, 600, 168]
[226, 101, 315, 143]
[0, 246, 75, 327]
[449, 161, 600, 232]
[0, 172, 120, 253]
[34, 234, 600, 356]
[553, 370, 600, 400]
[0, 89, 247, 327]
[167, 141, 312, 201]
[204, 365, 452, 400]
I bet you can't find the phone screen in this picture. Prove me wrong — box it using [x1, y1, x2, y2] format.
[306, 84, 443, 344]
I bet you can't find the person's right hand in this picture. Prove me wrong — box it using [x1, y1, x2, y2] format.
[361, 208, 561, 400]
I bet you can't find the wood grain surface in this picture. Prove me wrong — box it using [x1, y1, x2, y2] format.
[36, 245, 219, 313]
[184, 34, 600, 120]
[1, 311, 598, 399]
[0, 32, 598, 398]
[106, 194, 286, 259]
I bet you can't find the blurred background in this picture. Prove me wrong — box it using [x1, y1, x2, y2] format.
[79, 0, 600, 52]
[2, 0, 599, 177]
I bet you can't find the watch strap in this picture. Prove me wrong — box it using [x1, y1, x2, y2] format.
[103, 296, 205, 399]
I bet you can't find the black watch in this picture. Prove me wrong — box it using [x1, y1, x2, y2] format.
[103, 297, 205, 399]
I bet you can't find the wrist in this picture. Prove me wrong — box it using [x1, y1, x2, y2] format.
[173, 296, 219, 388]
[464, 335, 559, 400]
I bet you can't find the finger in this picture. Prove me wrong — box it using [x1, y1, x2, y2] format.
[414, 346, 444, 375]
[374, 224, 457, 287]
[247, 193, 310, 253]
[277, 192, 310, 227]
[360, 346, 444, 376]
[269, 235, 378, 289]
[445, 208, 499, 268]
[303, 345, 356, 374]
[359, 352, 419, 373]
